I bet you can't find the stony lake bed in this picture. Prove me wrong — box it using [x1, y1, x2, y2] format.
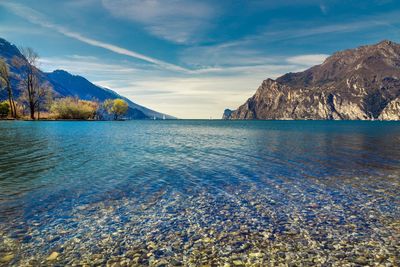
[0, 120, 399, 266]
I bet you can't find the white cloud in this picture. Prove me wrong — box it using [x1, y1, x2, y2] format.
[99, 75, 264, 119]
[258, 13, 400, 44]
[319, 4, 328, 15]
[181, 45, 276, 67]
[195, 11, 400, 54]
[39, 53, 325, 119]
[38, 56, 141, 78]
[180, 40, 329, 72]
[64, 0, 98, 7]
[0, 1, 351, 119]
[0, 25, 44, 35]
[101, 0, 216, 44]
[93, 62, 310, 119]
[0, 2, 188, 72]
[286, 54, 328, 66]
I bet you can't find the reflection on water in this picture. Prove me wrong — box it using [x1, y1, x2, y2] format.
[0, 121, 399, 266]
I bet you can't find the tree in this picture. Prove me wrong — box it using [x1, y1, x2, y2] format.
[13, 48, 52, 120]
[50, 97, 98, 120]
[104, 98, 129, 120]
[0, 58, 16, 118]
[0, 101, 10, 118]
[36, 82, 53, 120]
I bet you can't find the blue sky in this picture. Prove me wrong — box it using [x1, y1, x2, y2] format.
[1, 0, 400, 118]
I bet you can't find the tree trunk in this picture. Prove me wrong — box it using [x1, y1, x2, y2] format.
[7, 94, 14, 118]
[6, 84, 16, 118]
[37, 102, 40, 120]
[29, 102, 35, 120]
[12, 99, 16, 118]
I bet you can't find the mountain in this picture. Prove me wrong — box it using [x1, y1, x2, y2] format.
[46, 70, 175, 119]
[0, 37, 71, 98]
[0, 37, 174, 119]
[224, 40, 400, 120]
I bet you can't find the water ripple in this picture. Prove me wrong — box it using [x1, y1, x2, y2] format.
[0, 120, 399, 265]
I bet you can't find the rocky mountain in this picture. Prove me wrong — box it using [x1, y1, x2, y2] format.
[0, 37, 174, 119]
[222, 109, 233, 120]
[224, 40, 400, 120]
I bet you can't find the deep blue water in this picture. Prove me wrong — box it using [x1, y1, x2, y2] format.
[0, 120, 399, 265]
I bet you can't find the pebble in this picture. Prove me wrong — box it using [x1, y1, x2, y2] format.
[0, 173, 398, 266]
[354, 256, 368, 265]
[249, 252, 263, 258]
[1, 253, 14, 263]
[232, 260, 244, 266]
[46, 252, 59, 261]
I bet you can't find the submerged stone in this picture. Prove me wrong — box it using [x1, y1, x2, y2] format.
[46, 252, 59, 261]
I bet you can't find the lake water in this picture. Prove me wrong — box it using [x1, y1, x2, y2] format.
[0, 120, 399, 266]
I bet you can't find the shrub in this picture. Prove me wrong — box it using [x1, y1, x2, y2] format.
[103, 98, 129, 120]
[0, 101, 10, 118]
[50, 97, 98, 120]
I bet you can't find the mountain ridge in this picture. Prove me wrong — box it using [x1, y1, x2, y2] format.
[46, 70, 175, 119]
[0, 37, 175, 120]
[224, 40, 400, 120]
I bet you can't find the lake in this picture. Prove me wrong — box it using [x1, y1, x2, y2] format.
[0, 120, 399, 266]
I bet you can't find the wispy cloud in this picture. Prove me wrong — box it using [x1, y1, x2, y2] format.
[180, 40, 329, 70]
[0, 25, 44, 35]
[257, 12, 400, 44]
[98, 75, 267, 119]
[286, 54, 328, 66]
[181, 45, 276, 68]
[39, 55, 141, 78]
[319, 4, 328, 15]
[101, 0, 216, 44]
[94, 62, 312, 119]
[194, 10, 400, 55]
[0, 2, 188, 72]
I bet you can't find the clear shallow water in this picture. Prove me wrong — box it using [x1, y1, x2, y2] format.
[0, 120, 399, 266]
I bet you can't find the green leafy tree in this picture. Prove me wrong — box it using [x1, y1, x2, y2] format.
[0, 58, 16, 118]
[104, 98, 129, 120]
[0, 101, 10, 118]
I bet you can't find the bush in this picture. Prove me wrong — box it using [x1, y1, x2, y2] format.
[50, 97, 98, 120]
[0, 101, 10, 118]
[103, 98, 129, 120]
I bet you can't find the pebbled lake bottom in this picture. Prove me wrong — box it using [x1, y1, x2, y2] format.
[0, 120, 399, 266]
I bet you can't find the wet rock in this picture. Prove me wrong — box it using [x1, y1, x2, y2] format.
[249, 252, 263, 258]
[354, 256, 368, 265]
[0, 253, 14, 263]
[46, 251, 59, 261]
[232, 259, 244, 266]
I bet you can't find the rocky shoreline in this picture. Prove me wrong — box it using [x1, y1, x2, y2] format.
[1, 174, 398, 266]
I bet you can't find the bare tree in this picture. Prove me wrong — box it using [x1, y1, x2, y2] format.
[0, 58, 16, 118]
[12, 47, 52, 120]
[37, 82, 53, 120]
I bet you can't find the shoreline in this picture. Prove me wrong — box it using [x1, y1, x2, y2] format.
[1, 118, 399, 122]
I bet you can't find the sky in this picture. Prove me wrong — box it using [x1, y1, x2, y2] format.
[0, 0, 400, 119]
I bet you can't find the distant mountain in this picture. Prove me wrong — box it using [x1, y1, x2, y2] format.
[224, 40, 400, 120]
[0, 37, 174, 119]
[46, 70, 175, 119]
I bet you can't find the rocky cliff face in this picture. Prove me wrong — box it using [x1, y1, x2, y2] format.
[378, 97, 400, 120]
[225, 40, 400, 120]
[222, 109, 233, 120]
